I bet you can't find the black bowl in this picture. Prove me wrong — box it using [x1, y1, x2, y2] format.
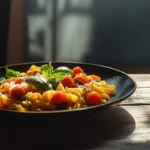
[0, 61, 136, 118]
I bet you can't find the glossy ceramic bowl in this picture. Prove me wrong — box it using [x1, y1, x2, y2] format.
[0, 61, 136, 118]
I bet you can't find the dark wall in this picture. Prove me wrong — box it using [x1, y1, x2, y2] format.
[0, 0, 11, 66]
[22, 0, 150, 70]
[84, 0, 150, 64]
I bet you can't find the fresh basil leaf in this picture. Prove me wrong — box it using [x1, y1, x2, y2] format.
[0, 77, 5, 85]
[25, 77, 52, 91]
[41, 63, 73, 88]
[41, 62, 53, 79]
[52, 66, 73, 78]
[6, 68, 21, 78]
[50, 73, 69, 79]
[48, 78, 59, 90]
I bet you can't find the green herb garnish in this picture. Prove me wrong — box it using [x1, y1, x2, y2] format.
[41, 62, 53, 79]
[41, 62, 73, 80]
[25, 77, 52, 91]
[40, 62, 73, 89]
[6, 68, 21, 79]
[0, 77, 5, 85]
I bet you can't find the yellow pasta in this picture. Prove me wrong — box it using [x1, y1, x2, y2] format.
[26, 92, 42, 101]
[27, 65, 41, 75]
[0, 63, 116, 112]
[42, 90, 55, 103]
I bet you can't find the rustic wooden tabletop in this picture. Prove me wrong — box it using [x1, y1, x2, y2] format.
[0, 74, 149, 150]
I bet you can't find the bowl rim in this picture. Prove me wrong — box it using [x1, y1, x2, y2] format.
[0, 61, 137, 114]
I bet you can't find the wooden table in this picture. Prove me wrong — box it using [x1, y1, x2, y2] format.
[0, 74, 149, 150]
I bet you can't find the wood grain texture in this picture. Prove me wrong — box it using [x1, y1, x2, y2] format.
[0, 74, 149, 150]
[130, 74, 150, 88]
[119, 74, 150, 105]
[121, 88, 150, 105]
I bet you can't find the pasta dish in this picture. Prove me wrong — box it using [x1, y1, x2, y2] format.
[0, 62, 116, 112]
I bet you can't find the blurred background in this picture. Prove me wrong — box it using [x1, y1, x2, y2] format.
[1, 0, 150, 73]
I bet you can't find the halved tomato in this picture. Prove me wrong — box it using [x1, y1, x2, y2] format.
[73, 73, 89, 85]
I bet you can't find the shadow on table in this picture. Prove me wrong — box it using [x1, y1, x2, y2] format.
[0, 106, 135, 150]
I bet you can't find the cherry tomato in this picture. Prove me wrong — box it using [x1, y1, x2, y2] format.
[90, 75, 101, 81]
[51, 91, 69, 105]
[86, 91, 102, 106]
[9, 86, 27, 100]
[72, 66, 84, 77]
[15, 78, 24, 84]
[61, 75, 74, 87]
[73, 73, 89, 84]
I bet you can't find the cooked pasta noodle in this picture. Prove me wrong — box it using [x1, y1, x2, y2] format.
[0, 63, 116, 112]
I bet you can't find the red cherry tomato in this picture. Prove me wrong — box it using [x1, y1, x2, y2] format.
[51, 91, 69, 105]
[61, 75, 74, 87]
[72, 66, 84, 77]
[15, 78, 24, 84]
[9, 86, 27, 100]
[86, 91, 102, 106]
[73, 73, 89, 84]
